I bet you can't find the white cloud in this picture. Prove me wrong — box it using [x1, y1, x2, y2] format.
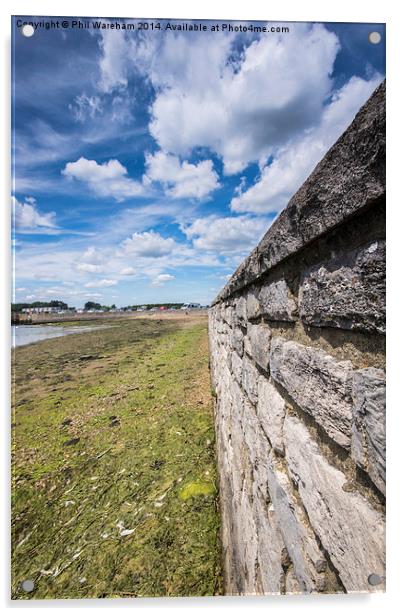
[121, 230, 177, 257]
[84, 279, 118, 288]
[144, 151, 219, 199]
[69, 94, 103, 122]
[144, 24, 340, 174]
[183, 215, 270, 254]
[120, 266, 136, 276]
[230, 75, 382, 213]
[12, 195, 56, 230]
[97, 29, 130, 93]
[84, 292, 104, 299]
[150, 273, 175, 287]
[74, 246, 107, 273]
[62, 157, 143, 200]
[81, 246, 104, 264]
[76, 262, 104, 273]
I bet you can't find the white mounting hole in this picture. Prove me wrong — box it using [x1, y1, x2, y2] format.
[22, 24, 35, 38]
[368, 573, 383, 586]
[369, 32, 381, 45]
[21, 579, 35, 592]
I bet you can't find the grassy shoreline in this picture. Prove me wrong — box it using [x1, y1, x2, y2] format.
[12, 315, 221, 599]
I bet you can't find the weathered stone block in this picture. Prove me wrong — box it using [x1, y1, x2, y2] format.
[352, 368, 386, 494]
[270, 338, 353, 448]
[242, 399, 260, 461]
[242, 400, 272, 502]
[242, 355, 259, 405]
[253, 494, 286, 594]
[243, 335, 251, 357]
[284, 414, 385, 592]
[257, 377, 286, 455]
[299, 240, 385, 334]
[231, 351, 243, 384]
[246, 323, 271, 370]
[223, 305, 235, 326]
[266, 451, 330, 592]
[259, 279, 298, 321]
[230, 327, 244, 357]
[234, 296, 247, 323]
[285, 567, 303, 594]
[246, 288, 261, 320]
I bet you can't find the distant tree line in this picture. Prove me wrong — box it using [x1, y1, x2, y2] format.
[122, 303, 184, 310]
[12, 300, 186, 313]
[11, 300, 69, 312]
[84, 302, 116, 311]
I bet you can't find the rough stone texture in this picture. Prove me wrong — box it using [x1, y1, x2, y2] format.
[231, 351, 243, 384]
[284, 414, 385, 592]
[242, 355, 259, 405]
[208, 83, 385, 597]
[234, 296, 247, 324]
[253, 496, 287, 594]
[230, 327, 244, 357]
[270, 337, 353, 449]
[222, 305, 235, 327]
[299, 240, 385, 333]
[246, 288, 261, 320]
[257, 377, 286, 455]
[259, 279, 298, 321]
[285, 567, 303, 594]
[266, 451, 332, 592]
[352, 368, 386, 494]
[246, 323, 271, 370]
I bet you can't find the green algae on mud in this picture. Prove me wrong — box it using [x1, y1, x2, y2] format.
[11, 316, 222, 599]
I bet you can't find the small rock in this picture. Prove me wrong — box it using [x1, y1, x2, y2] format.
[63, 438, 80, 446]
[61, 418, 72, 427]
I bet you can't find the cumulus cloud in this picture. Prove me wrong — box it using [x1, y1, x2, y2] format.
[76, 262, 104, 273]
[150, 273, 175, 287]
[230, 75, 382, 213]
[12, 195, 56, 230]
[142, 24, 340, 174]
[183, 215, 270, 254]
[84, 278, 117, 288]
[144, 151, 219, 199]
[121, 230, 177, 257]
[62, 157, 144, 200]
[120, 266, 136, 276]
[74, 246, 107, 273]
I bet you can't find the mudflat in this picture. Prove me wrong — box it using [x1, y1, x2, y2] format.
[11, 314, 221, 599]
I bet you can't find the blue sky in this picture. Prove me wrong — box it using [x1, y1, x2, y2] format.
[12, 18, 385, 307]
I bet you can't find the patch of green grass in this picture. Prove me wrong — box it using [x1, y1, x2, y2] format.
[179, 482, 216, 501]
[12, 316, 222, 599]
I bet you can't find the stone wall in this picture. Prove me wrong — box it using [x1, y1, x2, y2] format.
[209, 81, 385, 595]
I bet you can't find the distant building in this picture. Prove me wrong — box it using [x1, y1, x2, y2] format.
[21, 306, 60, 314]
